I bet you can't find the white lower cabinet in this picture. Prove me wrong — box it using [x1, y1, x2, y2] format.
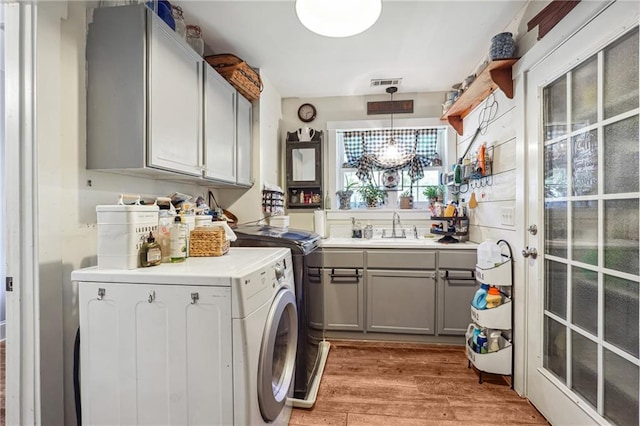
[78, 282, 233, 426]
[366, 269, 436, 334]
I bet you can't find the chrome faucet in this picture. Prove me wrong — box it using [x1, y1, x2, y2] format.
[390, 212, 406, 238]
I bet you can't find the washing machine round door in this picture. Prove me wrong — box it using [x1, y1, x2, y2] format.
[257, 287, 298, 422]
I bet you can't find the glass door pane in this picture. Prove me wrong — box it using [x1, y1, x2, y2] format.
[542, 26, 640, 423]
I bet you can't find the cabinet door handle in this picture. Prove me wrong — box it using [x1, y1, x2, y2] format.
[97, 288, 105, 301]
[191, 292, 199, 304]
[441, 270, 476, 281]
[148, 290, 156, 303]
[308, 267, 322, 281]
[329, 268, 361, 282]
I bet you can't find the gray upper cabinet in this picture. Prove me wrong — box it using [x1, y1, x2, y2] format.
[236, 94, 253, 186]
[203, 65, 236, 183]
[87, 5, 202, 178]
[147, 14, 203, 176]
[87, 5, 253, 187]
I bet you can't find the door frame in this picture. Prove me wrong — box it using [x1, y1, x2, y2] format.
[521, 1, 639, 423]
[4, 2, 40, 425]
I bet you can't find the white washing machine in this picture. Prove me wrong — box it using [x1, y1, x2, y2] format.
[232, 250, 297, 426]
[72, 247, 297, 426]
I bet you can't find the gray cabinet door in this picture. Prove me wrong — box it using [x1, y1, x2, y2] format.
[438, 270, 477, 335]
[147, 12, 203, 176]
[203, 64, 236, 183]
[236, 94, 253, 186]
[323, 268, 363, 331]
[366, 269, 436, 335]
[307, 266, 323, 330]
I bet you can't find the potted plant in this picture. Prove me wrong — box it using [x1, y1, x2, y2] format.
[399, 190, 413, 209]
[336, 178, 359, 210]
[358, 181, 386, 208]
[423, 185, 443, 203]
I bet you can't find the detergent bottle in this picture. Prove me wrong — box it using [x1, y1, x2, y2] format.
[472, 283, 489, 310]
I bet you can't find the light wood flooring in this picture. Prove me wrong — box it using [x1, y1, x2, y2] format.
[289, 341, 548, 426]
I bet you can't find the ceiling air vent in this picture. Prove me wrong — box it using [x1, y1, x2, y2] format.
[370, 78, 402, 87]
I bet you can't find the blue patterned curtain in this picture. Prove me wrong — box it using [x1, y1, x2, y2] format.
[341, 128, 439, 182]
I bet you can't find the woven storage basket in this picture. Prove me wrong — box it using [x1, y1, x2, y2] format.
[205, 54, 263, 101]
[189, 227, 229, 257]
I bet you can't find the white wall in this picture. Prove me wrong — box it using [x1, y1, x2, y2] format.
[38, 2, 239, 424]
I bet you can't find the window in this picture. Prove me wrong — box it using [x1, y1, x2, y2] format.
[333, 125, 447, 209]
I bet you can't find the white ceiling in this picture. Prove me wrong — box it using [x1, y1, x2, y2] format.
[176, 0, 528, 99]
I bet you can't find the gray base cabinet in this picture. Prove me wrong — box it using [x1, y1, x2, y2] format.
[317, 247, 477, 341]
[366, 269, 436, 334]
[437, 250, 478, 335]
[323, 268, 364, 331]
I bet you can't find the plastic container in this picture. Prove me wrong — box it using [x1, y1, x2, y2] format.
[472, 283, 489, 310]
[157, 210, 175, 263]
[170, 216, 188, 263]
[488, 330, 502, 352]
[486, 286, 502, 308]
[476, 331, 488, 354]
[477, 240, 502, 269]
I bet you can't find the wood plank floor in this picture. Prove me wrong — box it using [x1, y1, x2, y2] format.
[290, 341, 548, 426]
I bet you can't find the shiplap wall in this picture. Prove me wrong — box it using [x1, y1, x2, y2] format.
[458, 89, 517, 245]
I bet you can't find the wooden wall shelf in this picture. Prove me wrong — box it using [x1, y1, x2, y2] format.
[442, 59, 519, 135]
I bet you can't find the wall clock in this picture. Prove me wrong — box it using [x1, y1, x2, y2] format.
[297, 103, 317, 123]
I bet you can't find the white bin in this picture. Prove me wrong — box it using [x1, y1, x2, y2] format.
[96, 202, 159, 269]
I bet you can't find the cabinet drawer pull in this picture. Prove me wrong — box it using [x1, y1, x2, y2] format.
[307, 267, 322, 280]
[329, 268, 361, 282]
[442, 270, 476, 281]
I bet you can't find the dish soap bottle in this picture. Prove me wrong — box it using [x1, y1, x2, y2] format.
[139, 231, 162, 267]
[170, 216, 188, 263]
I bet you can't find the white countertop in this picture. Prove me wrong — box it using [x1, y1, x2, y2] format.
[320, 237, 478, 250]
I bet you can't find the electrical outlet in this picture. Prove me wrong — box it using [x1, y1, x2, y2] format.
[500, 207, 515, 226]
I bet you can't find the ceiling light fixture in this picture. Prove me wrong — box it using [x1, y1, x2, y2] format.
[295, 0, 382, 38]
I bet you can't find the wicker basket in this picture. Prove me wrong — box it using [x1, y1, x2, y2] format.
[189, 227, 229, 257]
[205, 54, 263, 101]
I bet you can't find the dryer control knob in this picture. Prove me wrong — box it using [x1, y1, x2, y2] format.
[274, 263, 284, 281]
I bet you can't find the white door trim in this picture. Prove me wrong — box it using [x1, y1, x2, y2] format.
[4, 2, 40, 425]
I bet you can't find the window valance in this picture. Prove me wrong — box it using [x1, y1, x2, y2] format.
[341, 128, 439, 182]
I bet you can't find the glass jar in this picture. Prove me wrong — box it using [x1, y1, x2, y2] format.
[186, 25, 204, 56]
[172, 5, 186, 40]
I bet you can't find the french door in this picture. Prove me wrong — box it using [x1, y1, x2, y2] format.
[525, 2, 639, 425]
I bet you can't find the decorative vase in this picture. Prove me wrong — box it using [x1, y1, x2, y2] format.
[489, 32, 515, 60]
[337, 190, 353, 210]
